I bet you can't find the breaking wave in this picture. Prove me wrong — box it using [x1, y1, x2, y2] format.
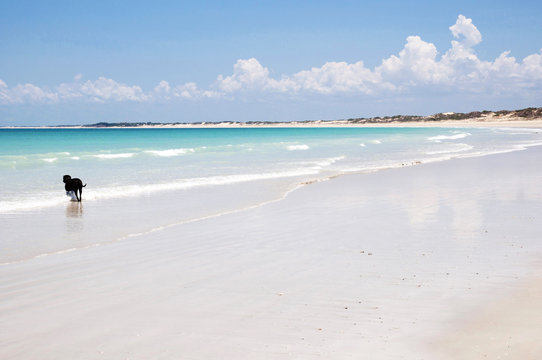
[145, 148, 195, 157]
[425, 143, 474, 155]
[427, 132, 471, 142]
[93, 153, 135, 159]
[286, 144, 310, 151]
[0, 156, 344, 213]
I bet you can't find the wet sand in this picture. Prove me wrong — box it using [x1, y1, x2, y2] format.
[434, 275, 542, 359]
[1, 146, 541, 359]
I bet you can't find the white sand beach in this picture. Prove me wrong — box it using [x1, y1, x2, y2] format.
[130, 119, 542, 129]
[1, 146, 542, 359]
[4, 114, 542, 130]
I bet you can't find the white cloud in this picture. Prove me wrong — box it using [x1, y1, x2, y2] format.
[1, 14, 541, 105]
[151, 80, 221, 100]
[210, 14, 541, 96]
[154, 80, 171, 94]
[0, 81, 59, 104]
[172, 82, 221, 99]
[216, 58, 271, 92]
[153, 80, 172, 100]
[78, 77, 149, 102]
[523, 51, 542, 73]
[0, 79, 9, 104]
[376, 35, 447, 86]
[214, 58, 381, 95]
[435, 15, 484, 86]
[449, 14, 482, 48]
[1, 77, 151, 104]
[173, 82, 200, 99]
[290, 60, 381, 94]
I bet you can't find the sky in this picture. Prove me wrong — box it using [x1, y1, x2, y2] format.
[1, 0, 541, 125]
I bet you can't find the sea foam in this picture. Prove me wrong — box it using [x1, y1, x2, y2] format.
[93, 153, 135, 159]
[425, 143, 474, 155]
[428, 132, 471, 142]
[145, 148, 195, 157]
[82, 169, 321, 202]
[286, 144, 310, 151]
[0, 162, 333, 213]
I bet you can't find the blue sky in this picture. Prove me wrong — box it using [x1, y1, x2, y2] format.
[1, 0, 541, 125]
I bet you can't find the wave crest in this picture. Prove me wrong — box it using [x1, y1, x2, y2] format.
[93, 153, 135, 159]
[428, 132, 471, 142]
[145, 148, 195, 157]
[286, 144, 310, 151]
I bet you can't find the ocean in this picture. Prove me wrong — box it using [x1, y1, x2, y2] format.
[1, 126, 541, 263]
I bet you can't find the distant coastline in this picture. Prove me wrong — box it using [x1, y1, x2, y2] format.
[3, 107, 542, 129]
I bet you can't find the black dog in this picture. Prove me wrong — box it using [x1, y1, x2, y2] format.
[63, 175, 87, 202]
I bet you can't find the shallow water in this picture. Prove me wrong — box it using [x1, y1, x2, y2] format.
[1, 127, 541, 262]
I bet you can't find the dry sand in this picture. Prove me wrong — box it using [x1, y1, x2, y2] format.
[4, 118, 542, 129]
[129, 119, 542, 129]
[1, 146, 541, 359]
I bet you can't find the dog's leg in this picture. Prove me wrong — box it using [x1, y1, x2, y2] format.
[76, 187, 81, 202]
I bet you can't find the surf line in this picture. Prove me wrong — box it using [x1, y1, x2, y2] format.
[10, 140, 537, 266]
[0, 179, 317, 266]
[116, 183, 308, 241]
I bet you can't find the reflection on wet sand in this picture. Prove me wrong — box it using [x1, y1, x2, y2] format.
[66, 201, 83, 218]
[65, 202, 84, 233]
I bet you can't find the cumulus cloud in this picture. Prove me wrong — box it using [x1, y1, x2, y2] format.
[214, 14, 541, 96]
[376, 35, 446, 86]
[449, 14, 482, 49]
[78, 77, 149, 102]
[215, 58, 383, 95]
[1, 14, 541, 105]
[151, 80, 221, 100]
[216, 58, 271, 92]
[290, 61, 381, 94]
[0, 79, 9, 103]
[171, 82, 221, 99]
[1, 77, 151, 104]
[0, 82, 59, 104]
[522, 52, 542, 78]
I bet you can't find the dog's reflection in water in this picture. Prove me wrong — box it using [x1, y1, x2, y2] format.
[66, 200, 83, 218]
[65, 201, 84, 233]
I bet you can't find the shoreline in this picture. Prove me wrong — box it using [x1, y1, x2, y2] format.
[2, 126, 542, 265]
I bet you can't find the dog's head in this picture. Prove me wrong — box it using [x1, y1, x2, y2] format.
[63, 175, 72, 183]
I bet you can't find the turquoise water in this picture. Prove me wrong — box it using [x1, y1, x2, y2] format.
[1, 126, 542, 263]
[1, 127, 541, 214]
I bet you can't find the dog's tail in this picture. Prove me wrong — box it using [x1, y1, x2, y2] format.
[83, 184, 87, 187]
